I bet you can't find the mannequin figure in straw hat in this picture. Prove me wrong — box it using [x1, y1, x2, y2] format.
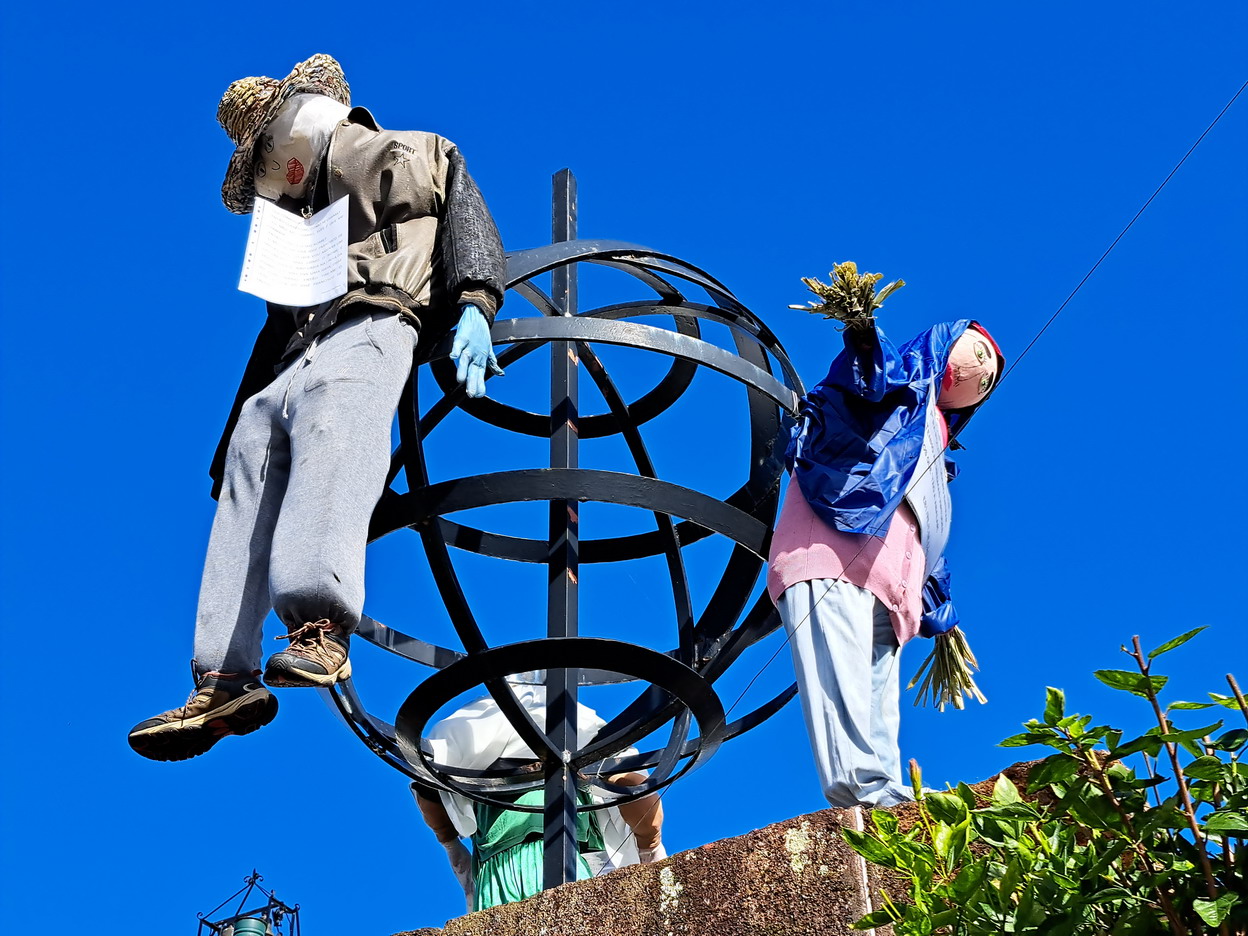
[770, 263, 1003, 807]
[410, 672, 667, 911]
[128, 54, 506, 761]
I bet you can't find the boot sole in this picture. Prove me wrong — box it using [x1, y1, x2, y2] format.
[127, 692, 278, 762]
[263, 655, 352, 688]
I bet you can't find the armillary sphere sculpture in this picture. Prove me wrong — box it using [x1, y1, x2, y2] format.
[320, 170, 806, 888]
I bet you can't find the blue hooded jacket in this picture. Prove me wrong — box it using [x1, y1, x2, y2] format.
[785, 319, 993, 637]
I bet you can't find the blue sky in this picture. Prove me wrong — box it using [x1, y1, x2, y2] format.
[1, 3, 1245, 933]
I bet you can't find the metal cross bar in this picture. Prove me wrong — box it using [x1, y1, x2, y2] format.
[544, 168, 581, 888]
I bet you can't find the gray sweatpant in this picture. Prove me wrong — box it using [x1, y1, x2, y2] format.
[194, 312, 417, 674]
[779, 579, 913, 809]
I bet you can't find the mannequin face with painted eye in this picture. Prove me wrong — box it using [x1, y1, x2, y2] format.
[252, 93, 350, 202]
[938, 327, 998, 410]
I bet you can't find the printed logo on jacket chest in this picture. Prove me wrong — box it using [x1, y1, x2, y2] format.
[388, 141, 418, 169]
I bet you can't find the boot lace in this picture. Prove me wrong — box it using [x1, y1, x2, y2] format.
[277, 618, 336, 651]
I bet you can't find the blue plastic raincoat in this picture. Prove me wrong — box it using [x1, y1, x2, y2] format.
[785, 319, 992, 637]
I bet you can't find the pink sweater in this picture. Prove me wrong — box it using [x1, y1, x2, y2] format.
[767, 483, 925, 646]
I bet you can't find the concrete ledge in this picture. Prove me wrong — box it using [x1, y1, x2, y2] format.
[397, 762, 1039, 936]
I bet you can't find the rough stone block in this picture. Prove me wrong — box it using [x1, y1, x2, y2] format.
[396, 762, 1043, 936]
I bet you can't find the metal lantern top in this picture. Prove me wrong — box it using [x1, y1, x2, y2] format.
[197, 872, 300, 936]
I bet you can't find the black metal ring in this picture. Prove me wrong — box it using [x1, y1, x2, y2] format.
[394, 638, 726, 811]
[336, 235, 807, 828]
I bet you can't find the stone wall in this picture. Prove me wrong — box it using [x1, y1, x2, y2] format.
[396, 763, 1036, 936]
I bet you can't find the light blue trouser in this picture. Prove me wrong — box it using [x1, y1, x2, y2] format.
[779, 579, 913, 808]
[193, 312, 417, 674]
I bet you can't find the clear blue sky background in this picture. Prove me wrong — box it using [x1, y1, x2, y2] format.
[1, 3, 1245, 934]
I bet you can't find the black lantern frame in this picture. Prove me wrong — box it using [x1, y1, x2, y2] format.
[320, 170, 805, 888]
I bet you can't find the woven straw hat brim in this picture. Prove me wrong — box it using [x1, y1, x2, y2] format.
[220, 55, 350, 215]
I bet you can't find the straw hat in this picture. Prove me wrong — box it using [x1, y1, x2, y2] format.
[217, 53, 351, 214]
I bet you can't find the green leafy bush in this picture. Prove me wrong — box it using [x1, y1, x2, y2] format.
[845, 628, 1247, 935]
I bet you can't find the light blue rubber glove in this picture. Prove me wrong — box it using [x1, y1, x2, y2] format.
[449, 303, 503, 399]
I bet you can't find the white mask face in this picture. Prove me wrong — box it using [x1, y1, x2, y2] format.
[253, 93, 350, 201]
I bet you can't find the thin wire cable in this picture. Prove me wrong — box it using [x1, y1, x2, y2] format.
[595, 77, 1246, 871]
[1000, 77, 1248, 383]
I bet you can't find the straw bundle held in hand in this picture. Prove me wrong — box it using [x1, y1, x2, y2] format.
[908, 625, 987, 711]
[789, 260, 905, 330]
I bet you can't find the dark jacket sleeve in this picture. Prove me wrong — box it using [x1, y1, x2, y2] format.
[439, 147, 505, 322]
[208, 305, 295, 499]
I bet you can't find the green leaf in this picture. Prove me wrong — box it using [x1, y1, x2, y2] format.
[1190, 779, 1221, 804]
[1112, 907, 1162, 936]
[925, 791, 969, 826]
[843, 828, 896, 866]
[1087, 838, 1128, 877]
[1063, 786, 1123, 831]
[1193, 892, 1240, 927]
[1015, 887, 1042, 928]
[1000, 730, 1056, 748]
[1011, 834, 1036, 865]
[956, 782, 978, 809]
[1058, 713, 1092, 736]
[1104, 761, 1136, 784]
[1044, 686, 1066, 725]
[1094, 669, 1143, 692]
[1109, 771, 1165, 792]
[953, 823, 973, 868]
[1110, 729, 1165, 759]
[1094, 669, 1168, 698]
[899, 904, 935, 935]
[1137, 803, 1187, 835]
[945, 822, 969, 868]
[1147, 626, 1206, 660]
[851, 906, 902, 929]
[1027, 752, 1080, 792]
[1049, 871, 1080, 892]
[1183, 755, 1225, 781]
[895, 840, 936, 881]
[932, 821, 955, 861]
[1208, 693, 1242, 710]
[1167, 700, 1216, 710]
[998, 856, 1022, 898]
[1088, 886, 1135, 904]
[871, 809, 898, 836]
[992, 773, 1022, 806]
[950, 860, 987, 901]
[980, 802, 1042, 821]
[1158, 721, 1224, 758]
[1044, 914, 1084, 936]
[1203, 810, 1248, 834]
[1213, 727, 1248, 752]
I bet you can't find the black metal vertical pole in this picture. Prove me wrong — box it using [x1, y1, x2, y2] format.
[544, 168, 580, 889]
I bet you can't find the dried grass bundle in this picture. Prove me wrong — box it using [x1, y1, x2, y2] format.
[788, 260, 905, 330]
[908, 625, 988, 711]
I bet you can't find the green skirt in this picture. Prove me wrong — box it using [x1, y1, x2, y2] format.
[473, 839, 593, 911]
[472, 789, 603, 911]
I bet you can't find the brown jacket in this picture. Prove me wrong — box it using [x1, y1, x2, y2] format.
[209, 106, 505, 497]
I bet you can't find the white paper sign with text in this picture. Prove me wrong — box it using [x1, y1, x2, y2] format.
[238, 195, 349, 306]
[903, 396, 953, 577]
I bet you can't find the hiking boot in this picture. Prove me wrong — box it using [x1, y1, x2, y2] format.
[263, 619, 352, 688]
[128, 670, 277, 762]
